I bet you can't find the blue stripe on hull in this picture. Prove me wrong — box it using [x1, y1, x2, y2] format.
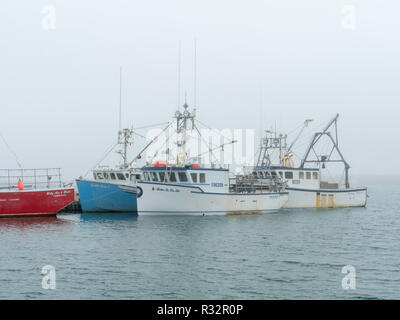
[76, 180, 137, 213]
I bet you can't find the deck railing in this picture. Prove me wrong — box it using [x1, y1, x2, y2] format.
[0, 168, 63, 190]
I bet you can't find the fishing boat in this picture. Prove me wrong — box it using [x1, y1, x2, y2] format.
[0, 168, 75, 218]
[75, 127, 142, 213]
[243, 114, 367, 208]
[136, 103, 289, 215]
[75, 69, 142, 213]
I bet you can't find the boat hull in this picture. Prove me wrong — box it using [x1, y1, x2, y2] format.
[137, 181, 288, 215]
[76, 179, 138, 213]
[284, 187, 367, 208]
[0, 187, 75, 218]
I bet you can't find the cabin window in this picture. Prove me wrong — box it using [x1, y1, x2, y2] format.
[136, 174, 141, 180]
[159, 172, 165, 182]
[168, 172, 177, 182]
[270, 171, 277, 177]
[191, 173, 197, 183]
[178, 172, 188, 182]
[284, 172, 293, 179]
[306, 172, 311, 180]
[110, 173, 116, 180]
[313, 172, 318, 180]
[143, 172, 149, 181]
[125, 173, 129, 178]
[96, 173, 103, 180]
[299, 171, 304, 179]
[103, 172, 109, 179]
[200, 173, 206, 183]
[117, 173, 126, 180]
[151, 172, 159, 182]
[279, 171, 283, 178]
[93, 173, 97, 180]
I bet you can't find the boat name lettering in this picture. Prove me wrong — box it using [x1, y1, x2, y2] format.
[90, 184, 108, 189]
[156, 187, 180, 193]
[211, 183, 224, 187]
[46, 190, 72, 196]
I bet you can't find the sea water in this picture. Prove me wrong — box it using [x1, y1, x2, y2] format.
[0, 184, 399, 299]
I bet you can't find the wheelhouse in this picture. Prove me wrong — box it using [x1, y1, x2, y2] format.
[251, 166, 320, 189]
[92, 169, 141, 185]
[140, 165, 229, 193]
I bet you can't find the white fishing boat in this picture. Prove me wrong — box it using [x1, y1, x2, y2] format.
[243, 114, 367, 209]
[136, 103, 289, 215]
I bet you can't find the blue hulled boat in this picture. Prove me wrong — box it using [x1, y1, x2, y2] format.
[75, 68, 143, 213]
[76, 168, 141, 212]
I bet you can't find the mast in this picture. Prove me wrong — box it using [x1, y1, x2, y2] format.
[177, 40, 182, 111]
[174, 100, 196, 160]
[256, 130, 287, 167]
[119, 66, 122, 133]
[193, 38, 197, 108]
[117, 67, 134, 169]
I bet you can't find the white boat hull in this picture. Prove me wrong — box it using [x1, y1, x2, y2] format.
[137, 182, 289, 215]
[284, 187, 367, 209]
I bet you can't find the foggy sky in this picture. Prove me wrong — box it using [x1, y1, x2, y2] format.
[1, 0, 399, 183]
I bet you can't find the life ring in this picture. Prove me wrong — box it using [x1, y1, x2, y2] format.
[136, 186, 143, 198]
[175, 152, 188, 167]
[283, 155, 294, 168]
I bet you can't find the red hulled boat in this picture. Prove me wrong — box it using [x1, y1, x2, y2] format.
[0, 168, 75, 218]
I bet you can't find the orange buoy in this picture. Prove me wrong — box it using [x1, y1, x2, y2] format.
[153, 160, 167, 167]
[192, 163, 199, 168]
[17, 180, 24, 190]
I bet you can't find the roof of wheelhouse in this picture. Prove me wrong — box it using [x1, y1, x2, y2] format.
[253, 166, 319, 171]
[141, 165, 229, 172]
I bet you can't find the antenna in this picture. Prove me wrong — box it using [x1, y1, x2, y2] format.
[119, 66, 122, 133]
[178, 40, 182, 111]
[194, 38, 197, 108]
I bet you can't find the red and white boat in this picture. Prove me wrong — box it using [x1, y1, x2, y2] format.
[0, 168, 75, 218]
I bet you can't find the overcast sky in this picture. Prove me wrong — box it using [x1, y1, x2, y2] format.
[0, 0, 399, 182]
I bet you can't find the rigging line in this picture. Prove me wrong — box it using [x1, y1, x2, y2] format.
[286, 122, 306, 136]
[196, 139, 237, 158]
[132, 131, 148, 140]
[194, 119, 233, 142]
[0, 132, 23, 169]
[83, 140, 119, 178]
[133, 122, 169, 130]
[194, 124, 222, 168]
[149, 132, 170, 164]
[149, 128, 172, 163]
[131, 122, 172, 166]
[184, 130, 226, 150]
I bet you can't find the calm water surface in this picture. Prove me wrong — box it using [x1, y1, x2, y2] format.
[0, 185, 399, 299]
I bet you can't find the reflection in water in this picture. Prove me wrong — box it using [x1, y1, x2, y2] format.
[79, 212, 138, 223]
[0, 215, 73, 232]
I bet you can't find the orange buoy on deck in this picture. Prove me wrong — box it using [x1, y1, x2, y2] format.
[17, 180, 24, 190]
[153, 161, 167, 167]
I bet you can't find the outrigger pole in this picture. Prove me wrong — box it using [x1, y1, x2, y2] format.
[128, 123, 172, 167]
[300, 114, 351, 188]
